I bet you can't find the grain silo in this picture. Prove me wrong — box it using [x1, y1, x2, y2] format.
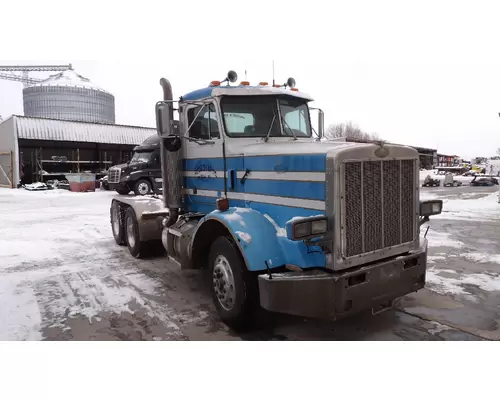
[22, 67, 116, 124]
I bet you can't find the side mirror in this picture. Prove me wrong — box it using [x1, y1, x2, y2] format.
[156, 101, 173, 138]
[317, 109, 324, 140]
[163, 136, 182, 152]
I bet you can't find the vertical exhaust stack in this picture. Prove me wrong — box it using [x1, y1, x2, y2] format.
[159, 78, 182, 226]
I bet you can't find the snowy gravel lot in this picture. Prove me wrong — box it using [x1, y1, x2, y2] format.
[1, 182, 499, 341]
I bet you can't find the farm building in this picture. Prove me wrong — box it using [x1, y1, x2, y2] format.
[0, 115, 156, 188]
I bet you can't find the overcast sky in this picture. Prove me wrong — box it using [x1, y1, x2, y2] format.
[1, 0, 500, 160]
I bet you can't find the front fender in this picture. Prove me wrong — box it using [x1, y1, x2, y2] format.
[198, 207, 326, 272]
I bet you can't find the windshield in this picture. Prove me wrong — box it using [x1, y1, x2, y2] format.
[220, 95, 312, 138]
[130, 151, 153, 164]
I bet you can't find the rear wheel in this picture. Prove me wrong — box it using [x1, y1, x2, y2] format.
[134, 179, 152, 196]
[110, 201, 125, 245]
[208, 236, 258, 331]
[125, 207, 147, 258]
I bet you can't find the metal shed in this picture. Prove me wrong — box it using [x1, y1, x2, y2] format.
[0, 115, 156, 187]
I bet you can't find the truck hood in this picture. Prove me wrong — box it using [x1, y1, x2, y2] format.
[111, 163, 129, 170]
[230, 139, 361, 157]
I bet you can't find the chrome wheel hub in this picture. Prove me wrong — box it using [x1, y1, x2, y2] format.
[138, 183, 149, 195]
[213, 255, 236, 311]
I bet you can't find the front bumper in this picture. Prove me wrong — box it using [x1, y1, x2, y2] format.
[258, 240, 427, 320]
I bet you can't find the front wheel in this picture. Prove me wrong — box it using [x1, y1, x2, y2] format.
[134, 179, 152, 196]
[115, 184, 130, 195]
[208, 236, 258, 331]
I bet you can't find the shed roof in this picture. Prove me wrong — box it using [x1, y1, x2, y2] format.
[7, 115, 156, 145]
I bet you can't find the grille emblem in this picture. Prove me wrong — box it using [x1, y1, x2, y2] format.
[374, 141, 389, 158]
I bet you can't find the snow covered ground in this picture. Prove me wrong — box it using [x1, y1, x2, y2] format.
[0, 189, 228, 341]
[1, 184, 499, 340]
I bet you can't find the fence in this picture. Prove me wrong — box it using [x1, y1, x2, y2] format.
[0, 151, 14, 188]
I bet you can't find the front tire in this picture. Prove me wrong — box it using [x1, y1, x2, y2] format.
[115, 184, 130, 195]
[134, 179, 152, 196]
[208, 236, 257, 331]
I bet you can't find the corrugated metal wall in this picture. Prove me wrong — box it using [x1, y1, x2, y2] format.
[14, 116, 155, 145]
[0, 118, 19, 187]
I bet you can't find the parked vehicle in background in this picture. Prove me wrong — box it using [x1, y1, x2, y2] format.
[470, 176, 499, 187]
[107, 135, 162, 195]
[443, 173, 462, 187]
[422, 175, 441, 187]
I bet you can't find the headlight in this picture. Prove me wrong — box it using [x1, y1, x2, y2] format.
[286, 216, 328, 241]
[420, 200, 443, 217]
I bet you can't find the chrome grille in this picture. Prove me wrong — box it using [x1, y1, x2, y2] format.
[342, 159, 416, 258]
[108, 167, 121, 184]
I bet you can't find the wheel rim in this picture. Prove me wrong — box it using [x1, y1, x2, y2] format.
[213, 255, 236, 311]
[138, 182, 149, 195]
[126, 216, 136, 248]
[112, 206, 120, 236]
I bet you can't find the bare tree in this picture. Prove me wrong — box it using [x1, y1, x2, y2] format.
[324, 121, 381, 142]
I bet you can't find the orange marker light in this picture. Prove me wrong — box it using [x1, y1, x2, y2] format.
[273, 84, 281, 88]
[259, 82, 269, 86]
[240, 81, 250, 86]
[210, 80, 221, 86]
[291, 88, 299, 91]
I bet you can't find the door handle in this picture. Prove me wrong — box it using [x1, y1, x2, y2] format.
[228, 169, 236, 189]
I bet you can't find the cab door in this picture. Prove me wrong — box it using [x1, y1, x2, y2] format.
[183, 101, 225, 213]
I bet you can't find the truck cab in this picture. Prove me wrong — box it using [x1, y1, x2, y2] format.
[107, 135, 162, 195]
[110, 71, 443, 330]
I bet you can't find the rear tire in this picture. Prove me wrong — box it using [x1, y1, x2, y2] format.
[208, 236, 258, 331]
[134, 179, 152, 196]
[110, 201, 125, 246]
[125, 207, 148, 258]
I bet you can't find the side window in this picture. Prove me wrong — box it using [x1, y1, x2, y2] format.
[151, 149, 161, 166]
[188, 104, 220, 139]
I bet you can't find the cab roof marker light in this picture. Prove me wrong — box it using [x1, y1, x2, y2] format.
[259, 82, 269, 86]
[240, 81, 250, 86]
[209, 80, 221, 87]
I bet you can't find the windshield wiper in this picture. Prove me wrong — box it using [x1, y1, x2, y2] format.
[264, 114, 277, 142]
[280, 116, 298, 141]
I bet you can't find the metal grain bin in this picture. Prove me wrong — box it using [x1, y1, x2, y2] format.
[23, 68, 115, 124]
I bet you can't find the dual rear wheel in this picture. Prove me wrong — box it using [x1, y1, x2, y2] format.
[111, 201, 256, 329]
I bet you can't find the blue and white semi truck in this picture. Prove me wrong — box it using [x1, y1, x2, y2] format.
[110, 71, 443, 329]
